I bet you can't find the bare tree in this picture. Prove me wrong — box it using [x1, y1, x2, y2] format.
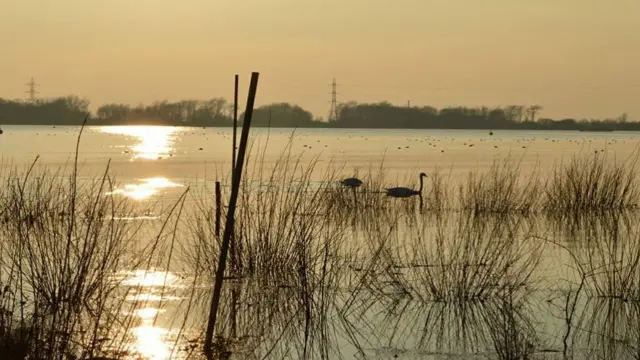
[504, 105, 525, 122]
[525, 105, 543, 122]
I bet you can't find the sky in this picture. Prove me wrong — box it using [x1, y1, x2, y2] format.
[1, 0, 639, 120]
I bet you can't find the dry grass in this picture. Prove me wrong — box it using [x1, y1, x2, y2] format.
[577, 216, 640, 302]
[178, 146, 640, 359]
[182, 145, 350, 359]
[459, 159, 542, 215]
[545, 153, 639, 213]
[0, 158, 187, 359]
[356, 214, 542, 303]
[574, 299, 640, 359]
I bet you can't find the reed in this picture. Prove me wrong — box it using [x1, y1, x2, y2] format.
[545, 153, 639, 213]
[458, 158, 542, 215]
[393, 214, 541, 303]
[485, 289, 537, 360]
[578, 215, 640, 302]
[0, 157, 187, 358]
[182, 145, 350, 359]
[336, 292, 538, 359]
[574, 299, 640, 360]
[0, 165, 127, 358]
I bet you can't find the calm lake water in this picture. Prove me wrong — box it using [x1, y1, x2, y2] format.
[2, 125, 639, 199]
[2, 125, 640, 359]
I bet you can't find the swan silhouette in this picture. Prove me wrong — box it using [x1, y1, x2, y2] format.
[385, 172, 427, 198]
[340, 177, 363, 188]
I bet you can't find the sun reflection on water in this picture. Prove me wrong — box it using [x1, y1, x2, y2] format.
[119, 270, 184, 360]
[134, 307, 164, 320]
[123, 270, 180, 287]
[101, 125, 180, 160]
[108, 177, 183, 200]
[131, 325, 170, 360]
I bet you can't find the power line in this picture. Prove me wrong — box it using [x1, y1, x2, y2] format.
[25, 77, 39, 102]
[327, 78, 339, 121]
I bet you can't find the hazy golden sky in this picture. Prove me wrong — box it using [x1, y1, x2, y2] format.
[1, 0, 639, 120]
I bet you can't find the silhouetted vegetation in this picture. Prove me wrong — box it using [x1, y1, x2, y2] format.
[0, 97, 636, 130]
[332, 102, 633, 131]
[0, 96, 89, 125]
[95, 98, 233, 126]
[248, 103, 317, 127]
[4, 143, 640, 358]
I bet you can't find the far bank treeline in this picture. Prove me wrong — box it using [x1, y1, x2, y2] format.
[0, 96, 635, 131]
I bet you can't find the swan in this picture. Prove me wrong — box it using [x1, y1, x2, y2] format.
[340, 177, 363, 188]
[385, 172, 427, 198]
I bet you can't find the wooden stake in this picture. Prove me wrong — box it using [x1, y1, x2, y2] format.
[232, 74, 239, 182]
[204, 72, 259, 358]
[231, 75, 239, 275]
[215, 181, 221, 237]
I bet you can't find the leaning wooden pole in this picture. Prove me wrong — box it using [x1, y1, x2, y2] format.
[230, 74, 239, 273]
[204, 72, 259, 358]
[214, 181, 221, 237]
[232, 74, 239, 182]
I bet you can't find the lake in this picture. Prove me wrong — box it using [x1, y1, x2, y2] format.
[1, 125, 640, 360]
[2, 125, 639, 190]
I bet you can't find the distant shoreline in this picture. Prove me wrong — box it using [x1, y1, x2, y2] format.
[0, 97, 632, 131]
[0, 123, 623, 132]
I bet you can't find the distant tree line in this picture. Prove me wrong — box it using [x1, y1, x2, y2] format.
[95, 98, 232, 126]
[0, 96, 90, 125]
[331, 102, 631, 131]
[0, 96, 636, 131]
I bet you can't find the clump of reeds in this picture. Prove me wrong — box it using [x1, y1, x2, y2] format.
[336, 212, 540, 308]
[545, 153, 639, 213]
[424, 167, 450, 212]
[573, 299, 640, 359]
[0, 164, 125, 359]
[0, 291, 31, 360]
[547, 210, 631, 242]
[0, 156, 182, 359]
[185, 148, 346, 281]
[395, 214, 540, 303]
[183, 144, 350, 359]
[575, 214, 640, 302]
[458, 158, 542, 215]
[336, 290, 538, 359]
[486, 288, 537, 360]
